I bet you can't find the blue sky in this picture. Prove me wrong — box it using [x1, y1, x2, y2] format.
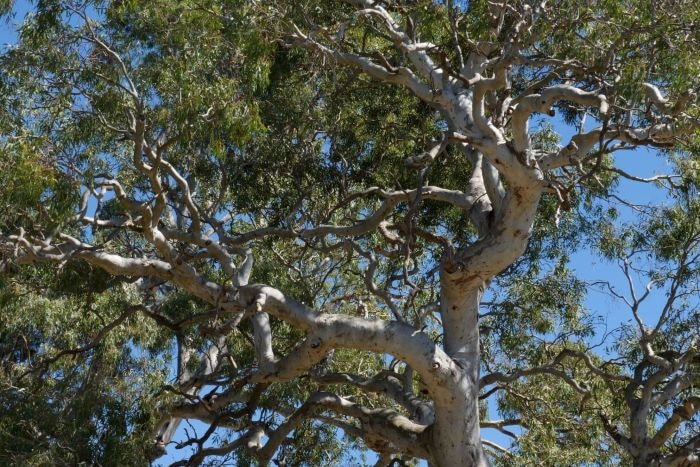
[1, 3, 692, 466]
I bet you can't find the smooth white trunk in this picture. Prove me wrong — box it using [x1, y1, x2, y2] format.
[430, 278, 489, 466]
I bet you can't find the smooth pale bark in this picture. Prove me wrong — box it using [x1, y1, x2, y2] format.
[284, 3, 700, 463]
[429, 185, 542, 466]
[414, 86, 545, 464]
[8, 3, 699, 465]
[431, 277, 488, 466]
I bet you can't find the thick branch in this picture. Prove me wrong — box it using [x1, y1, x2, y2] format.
[238, 284, 460, 398]
[650, 396, 700, 449]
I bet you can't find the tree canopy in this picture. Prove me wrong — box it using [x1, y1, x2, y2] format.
[0, 1, 698, 466]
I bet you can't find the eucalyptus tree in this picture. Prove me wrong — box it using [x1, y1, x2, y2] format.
[0, 1, 698, 466]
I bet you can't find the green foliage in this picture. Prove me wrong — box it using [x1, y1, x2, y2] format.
[0, 267, 167, 466]
[0, 138, 78, 230]
[0, 0, 698, 466]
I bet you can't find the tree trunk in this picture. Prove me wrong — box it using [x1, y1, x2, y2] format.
[429, 276, 490, 466]
[633, 454, 652, 467]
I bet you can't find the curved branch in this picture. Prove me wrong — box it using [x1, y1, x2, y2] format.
[511, 85, 608, 156]
[5, 236, 239, 315]
[238, 284, 460, 399]
[291, 25, 438, 105]
[314, 370, 434, 425]
[257, 391, 429, 464]
[650, 396, 700, 450]
[658, 435, 700, 467]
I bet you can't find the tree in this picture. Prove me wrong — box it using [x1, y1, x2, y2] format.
[0, 0, 698, 466]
